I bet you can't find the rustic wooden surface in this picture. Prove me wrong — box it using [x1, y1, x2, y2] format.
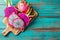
[0, 0, 60, 40]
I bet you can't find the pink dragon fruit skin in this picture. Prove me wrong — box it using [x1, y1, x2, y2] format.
[4, 6, 17, 17]
[18, 13, 30, 26]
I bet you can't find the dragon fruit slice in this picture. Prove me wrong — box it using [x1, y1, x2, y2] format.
[19, 13, 30, 26]
[13, 18, 24, 28]
[8, 13, 19, 26]
[8, 13, 24, 28]
[17, 1, 28, 13]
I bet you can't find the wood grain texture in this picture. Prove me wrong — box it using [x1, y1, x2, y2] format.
[0, 0, 60, 40]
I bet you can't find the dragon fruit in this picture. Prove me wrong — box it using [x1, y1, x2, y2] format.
[13, 18, 24, 28]
[4, 6, 17, 17]
[17, 1, 28, 13]
[18, 13, 30, 26]
[8, 12, 30, 28]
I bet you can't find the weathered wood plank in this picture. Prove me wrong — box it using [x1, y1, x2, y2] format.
[0, 17, 60, 28]
[0, 5, 60, 16]
[0, 30, 60, 40]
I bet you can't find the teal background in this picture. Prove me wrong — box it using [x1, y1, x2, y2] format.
[0, 0, 60, 40]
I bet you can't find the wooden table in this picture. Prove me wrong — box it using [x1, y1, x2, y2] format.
[0, 0, 60, 40]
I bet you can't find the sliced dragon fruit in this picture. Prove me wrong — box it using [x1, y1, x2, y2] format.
[8, 13, 19, 26]
[17, 1, 28, 13]
[18, 13, 30, 26]
[13, 18, 24, 28]
[8, 13, 25, 28]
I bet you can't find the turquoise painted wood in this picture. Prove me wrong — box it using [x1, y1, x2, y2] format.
[0, 0, 60, 40]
